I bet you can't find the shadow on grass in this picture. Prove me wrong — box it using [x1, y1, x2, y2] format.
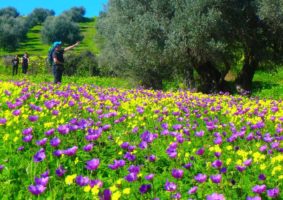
[252, 81, 279, 92]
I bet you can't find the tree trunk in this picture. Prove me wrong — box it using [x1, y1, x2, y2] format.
[236, 53, 258, 94]
[183, 66, 195, 89]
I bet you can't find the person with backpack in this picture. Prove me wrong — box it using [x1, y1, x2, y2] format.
[52, 41, 80, 84]
[12, 55, 19, 76]
[22, 52, 29, 74]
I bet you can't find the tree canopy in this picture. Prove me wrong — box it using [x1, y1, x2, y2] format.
[97, 0, 283, 92]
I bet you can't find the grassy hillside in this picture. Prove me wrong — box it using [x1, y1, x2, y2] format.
[0, 18, 99, 57]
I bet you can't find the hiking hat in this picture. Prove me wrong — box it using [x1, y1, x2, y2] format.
[53, 41, 62, 47]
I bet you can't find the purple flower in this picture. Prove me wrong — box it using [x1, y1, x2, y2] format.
[28, 115, 39, 122]
[171, 192, 181, 200]
[57, 125, 70, 135]
[44, 128, 55, 136]
[188, 186, 198, 194]
[124, 152, 136, 161]
[145, 173, 154, 181]
[172, 169, 184, 179]
[243, 159, 252, 167]
[0, 165, 4, 171]
[267, 188, 279, 198]
[83, 143, 94, 152]
[50, 137, 61, 147]
[258, 174, 266, 181]
[139, 184, 151, 194]
[210, 174, 222, 184]
[17, 146, 24, 151]
[36, 138, 48, 146]
[194, 173, 207, 183]
[184, 162, 193, 169]
[108, 159, 125, 170]
[28, 185, 47, 195]
[85, 158, 100, 170]
[120, 142, 129, 149]
[55, 165, 66, 177]
[12, 109, 21, 116]
[63, 146, 78, 156]
[90, 179, 103, 188]
[172, 124, 182, 130]
[33, 148, 46, 162]
[252, 185, 266, 194]
[34, 177, 49, 186]
[0, 118, 7, 125]
[124, 173, 138, 182]
[53, 150, 63, 157]
[206, 193, 225, 200]
[148, 155, 156, 162]
[128, 165, 140, 174]
[246, 196, 261, 200]
[100, 189, 111, 200]
[164, 180, 177, 192]
[211, 160, 222, 168]
[236, 165, 246, 172]
[23, 135, 33, 142]
[22, 127, 33, 135]
[195, 130, 204, 137]
[196, 147, 205, 155]
[76, 175, 90, 186]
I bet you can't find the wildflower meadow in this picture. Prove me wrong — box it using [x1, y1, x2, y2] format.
[0, 79, 282, 200]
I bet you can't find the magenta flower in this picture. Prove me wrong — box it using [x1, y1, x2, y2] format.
[23, 135, 33, 142]
[246, 196, 261, 200]
[172, 169, 184, 179]
[44, 128, 55, 136]
[188, 186, 198, 194]
[83, 143, 94, 152]
[267, 188, 279, 198]
[145, 173, 154, 181]
[33, 148, 46, 162]
[243, 159, 252, 167]
[34, 177, 49, 186]
[196, 147, 205, 155]
[85, 158, 100, 170]
[206, 193, 225, 200]
[0, 118, 7, 125]
[194, 173, 207, 183]
[57, 125, 70, 135]
[0, 165, 4, 171]
[164, 180, 177, 192]
[252, 185, 266, 194]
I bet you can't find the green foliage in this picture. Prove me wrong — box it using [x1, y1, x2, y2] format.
[0, 7, 19, 18]
[0, 15, 29, 51]
[41, 15, 83, 45]
[61, 7, 86, 22]
[27, 8, 55, 28]
[63, 50, 99, 76]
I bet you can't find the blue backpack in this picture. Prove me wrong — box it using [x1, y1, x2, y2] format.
[47, 46, 56, 66]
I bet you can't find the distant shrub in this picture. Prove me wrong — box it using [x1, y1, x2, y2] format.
[27, 8, 55, 27]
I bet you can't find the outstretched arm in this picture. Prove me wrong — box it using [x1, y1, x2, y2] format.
[64, 41, 80, 52]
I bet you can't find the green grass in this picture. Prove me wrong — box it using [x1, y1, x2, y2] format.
[0, 18, 99, 57]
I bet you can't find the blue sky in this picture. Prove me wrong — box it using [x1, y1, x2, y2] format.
[0, 0, 108, 17]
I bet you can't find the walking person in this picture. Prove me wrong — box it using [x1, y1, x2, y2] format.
[22, 52, 29, 74]
[12, 55, 19, 76]
[52, 41, 80, 84]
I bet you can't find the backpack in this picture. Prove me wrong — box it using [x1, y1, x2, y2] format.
[47, 46, 56, 66]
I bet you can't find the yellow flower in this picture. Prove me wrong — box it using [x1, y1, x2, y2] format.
[123, 188, 131, 194]
[74, 157, 79, 164]
[110, 185, 118, 192]
[13, 136, 19, 142]
[226, 158, 232, 165]
[226, 145, 232, 151]
[260, 164, 266, 170]
[3, 134, 9, 141]
[91, 186, 100, 195]
[112, 191, 121, 200]
[278, 175, 283, 180]
[84, 185, 91, 192]
[185, 153, 189, 158]
[65, 174, 77, 185]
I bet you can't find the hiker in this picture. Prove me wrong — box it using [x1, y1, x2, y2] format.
[22, 52, 29, 74]
[52, 41, 80, 84]
[12, 55, 19, 75]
